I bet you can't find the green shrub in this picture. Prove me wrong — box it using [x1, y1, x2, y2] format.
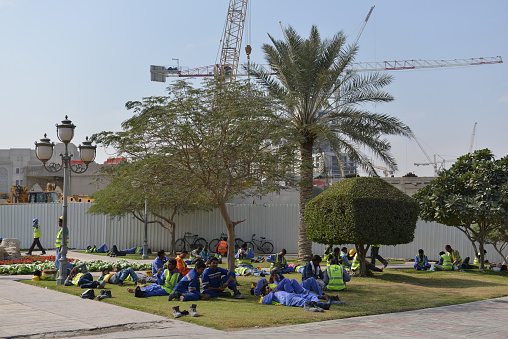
[305, 177, 419, 245]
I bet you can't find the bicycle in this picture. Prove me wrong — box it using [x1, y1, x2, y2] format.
[242, 234, 274, 254]
[208, 233, 227, 253]
[175, 232, 208, 252]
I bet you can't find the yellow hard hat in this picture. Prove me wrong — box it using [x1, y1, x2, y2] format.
[58, 216, 63, 220]
[349, 249, 356, 256]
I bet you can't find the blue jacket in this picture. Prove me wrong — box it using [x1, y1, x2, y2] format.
[302, 262, 324, 281]
[202, 266, 229, 290]
[151, 256, 167, 276]
[174, 268, 201, 296]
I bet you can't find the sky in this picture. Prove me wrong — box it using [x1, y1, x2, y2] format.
[0, 0, 507, 177]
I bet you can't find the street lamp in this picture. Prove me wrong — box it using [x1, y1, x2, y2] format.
[132, 180, 149, 260]
[35, 116, 96, 285]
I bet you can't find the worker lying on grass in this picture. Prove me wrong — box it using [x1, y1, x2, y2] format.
[251, 277, 328, 300]
[259, 286, 344, 312]
[167, 260, 211, 301]
[32, 269, 58, 281]
[202, 257, 245, 299]
[64, 263, 106, 289]
[99, 266, 139, 286]
[127, 259, 182, 298]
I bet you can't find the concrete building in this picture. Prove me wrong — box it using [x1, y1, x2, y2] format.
[0, 144, 108, 200]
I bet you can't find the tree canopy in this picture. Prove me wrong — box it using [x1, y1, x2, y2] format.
[249, 24, 412, 261]
[305, 177, 419, 276]
[92, 79, 295, 271]
[414, 149, 508, 270]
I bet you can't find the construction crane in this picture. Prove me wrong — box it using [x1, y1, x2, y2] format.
[151, 56, 503, 81]
[353, 5, 375, 46]
[469, 122, 477, 153]
[151, 0, 249, 83]
[413, 135, 456, 177]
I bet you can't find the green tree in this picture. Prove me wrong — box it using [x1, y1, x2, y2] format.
[88, 157, 210, 254]
[305, 177, 419, 276]
[249, 25, 412, 261]
[473, 222, 508, 265]
[93, 79, 294, 271]
[414, 149, 508, 271]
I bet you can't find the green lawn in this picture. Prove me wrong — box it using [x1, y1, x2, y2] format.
[22, 268, 508, 331]
[74, 251, 156, 261]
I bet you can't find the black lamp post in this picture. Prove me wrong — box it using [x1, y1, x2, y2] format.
[35, 116, 96, 285]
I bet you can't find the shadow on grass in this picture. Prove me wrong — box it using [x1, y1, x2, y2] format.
[370, 270, 504, 288]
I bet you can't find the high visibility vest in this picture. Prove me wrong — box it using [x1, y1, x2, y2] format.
[326, 265, 346, 290]
[235, 266, 250, 275]
[71, 273, 84, 286]
[441, 254, 452, 270]
[217, 240, 228, 253]
[41, 271, 57, 280]
[135, 247, 142, 254]
[270, 253, 287, 270]
[371, 244, 381, 247]
[162, 270, 181, 294]
[473, 253, 481, 265]
[189, 249, 201, 261]
[351, 254, 360, 271]
[33, 224, 42, 238]
[236, 248, 252, 266]
[54, 228, 69, 248]
[295, 265, 305, 273]
[417, 255, 427, 266]
[449, 250, 462, 266]
[103, 273, 115, 283]
[201, 249, 210, 258]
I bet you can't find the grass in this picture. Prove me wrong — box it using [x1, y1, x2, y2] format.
[22, 266, 508, 331]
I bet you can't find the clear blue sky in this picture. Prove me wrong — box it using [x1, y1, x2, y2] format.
[1, 0, 506, 177]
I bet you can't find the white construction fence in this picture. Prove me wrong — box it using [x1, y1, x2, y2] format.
[0, 202, 503, 262]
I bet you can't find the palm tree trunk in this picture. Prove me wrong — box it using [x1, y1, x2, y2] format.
[298, 136, 314, 262]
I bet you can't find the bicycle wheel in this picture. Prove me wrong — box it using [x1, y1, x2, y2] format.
[234, 238, 244, 251]
[244, 242, 254, 253]
[191, 238, 208, 250]
[175, 239, 185, 253]
[261, 241, 274, 254]
[209, 239, 219, 253]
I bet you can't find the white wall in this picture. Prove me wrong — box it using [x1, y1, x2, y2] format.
[0, 202, 504, 262]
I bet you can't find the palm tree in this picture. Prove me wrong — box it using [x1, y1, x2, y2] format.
[249, 25, 413, 261]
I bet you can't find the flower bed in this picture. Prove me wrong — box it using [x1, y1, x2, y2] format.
[0, 257, 152, 275]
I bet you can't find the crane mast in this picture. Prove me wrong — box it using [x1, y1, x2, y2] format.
[216, 0, 249, 82]
[469, 122, 477, 153]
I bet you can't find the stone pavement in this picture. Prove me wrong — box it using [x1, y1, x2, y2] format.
[1, 250, 507, 338]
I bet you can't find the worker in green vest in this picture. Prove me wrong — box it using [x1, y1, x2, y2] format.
[54, 216, 72, 271]
[324, 258, 350, 290]
[433, 251, 453, 270]
[27, 218, 46, 255]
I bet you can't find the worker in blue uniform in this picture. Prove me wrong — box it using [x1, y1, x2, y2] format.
[152, 250, 168, 276]
[202, 257, 244, 298]
[266, 249, 294, 273]
[128, 259, 182, 297]
[168, 260, 210, 301]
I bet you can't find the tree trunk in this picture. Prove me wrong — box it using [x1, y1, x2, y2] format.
[493, 243, 508, 265]
[169, 222, 176, 255]
[216, 196, 240, 273]
[356, 244, 369, 277]
[298, 136, 315, 262]
[478, 221, 486, 272]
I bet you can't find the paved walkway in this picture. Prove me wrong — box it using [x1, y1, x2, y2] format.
[1, 251, 507, 338]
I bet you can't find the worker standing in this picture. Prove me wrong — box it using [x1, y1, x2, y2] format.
[26, 218, 46, 255]
[54, 216, 71, 270]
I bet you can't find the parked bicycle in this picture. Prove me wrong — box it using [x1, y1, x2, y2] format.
[209, 233, 242, 253]
[236, 234, 274, 254]
[175, 232, 208, 252]
[208, 233, 227, 253]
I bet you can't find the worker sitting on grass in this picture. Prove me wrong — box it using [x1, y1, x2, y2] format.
[176, 251, 192, 276]
[266, 249, 294, 273]
[167, 260, 211, 301]
[99, 266, 139, 286]
[65, 263, 106, 289]
[414, 249, 431, 270]
[324, 258, 351, 291]
[202, 257, 244, 299]
[432, 251, 457, 271]
[128, 259, 182, 298]
[189, 246, 205, 264]
[302, 254, 327, 290]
